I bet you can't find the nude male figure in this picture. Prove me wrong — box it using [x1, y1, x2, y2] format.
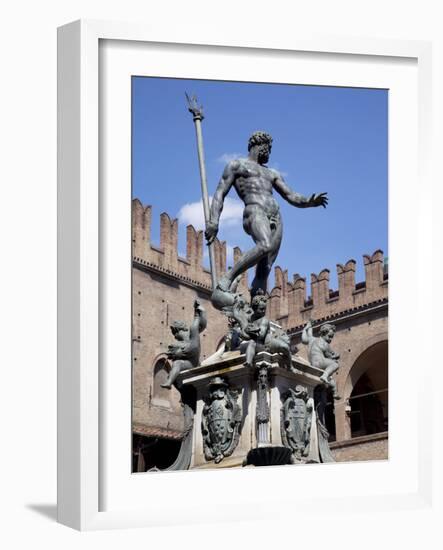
[205, 131, 328, 298]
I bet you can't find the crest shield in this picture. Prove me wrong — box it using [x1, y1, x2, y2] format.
[281, 385, 313, 460]
[201, 377, 242, 463]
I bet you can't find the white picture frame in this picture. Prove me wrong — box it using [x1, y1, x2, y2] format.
[57, 19, 434, 531]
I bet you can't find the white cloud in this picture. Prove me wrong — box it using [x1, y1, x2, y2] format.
[216, 152, 242, 164]
[178, 196, 243, 230]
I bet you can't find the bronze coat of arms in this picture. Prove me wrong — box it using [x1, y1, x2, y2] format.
[281, 385, 313, 460]
[201, 377, 242, 464]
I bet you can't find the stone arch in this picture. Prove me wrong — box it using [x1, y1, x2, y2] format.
[341, 332, 388, 401]
[334, 332, 388, 441]
[349, 342, 388, 437]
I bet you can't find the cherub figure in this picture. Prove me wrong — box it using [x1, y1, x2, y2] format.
[161, 300, 207, 389]
[302, 320, 340, 400]
[242, 292, 270, 368]
[234, 291, 292, 368]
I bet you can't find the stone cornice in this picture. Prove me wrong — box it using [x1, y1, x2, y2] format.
[329, 431, 388, 449]
[287, 298, 388, 335]
[132, 423, 183, 440]
[133, 256, 212, 294]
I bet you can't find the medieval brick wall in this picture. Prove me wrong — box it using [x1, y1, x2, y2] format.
[331, 432, 388, 462]
[268, 251, 387, 328]
[267, 251, 388, 446]
[132, 199, 247, 439]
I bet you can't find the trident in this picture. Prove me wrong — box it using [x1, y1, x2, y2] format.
[186, 93, 217, 290]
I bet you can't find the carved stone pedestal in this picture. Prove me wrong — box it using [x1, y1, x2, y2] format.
[176, 349, 335, 469]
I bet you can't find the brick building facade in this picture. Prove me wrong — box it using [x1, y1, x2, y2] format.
[132, 199, 388, 470]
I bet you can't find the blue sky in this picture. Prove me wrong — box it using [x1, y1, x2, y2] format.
[132, 77, 387, 290]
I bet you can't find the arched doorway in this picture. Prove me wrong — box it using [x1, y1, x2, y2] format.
[132, 434, 181, 472]
[132, 357, 182, 472]
[347, 340, 388, 438]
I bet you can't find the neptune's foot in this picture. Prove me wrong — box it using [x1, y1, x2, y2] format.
[217, 274, 232, 292]
[211, 275, 238, 311]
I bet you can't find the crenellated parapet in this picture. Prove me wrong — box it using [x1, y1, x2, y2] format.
[311, 269, 331, 309]
[160, 212, 179, 270]
[133, 199, 240, 291]
[336, 259, 356, 304]
[233, 246, 249, 294]
[269, 251, 388, 330]
[132, 199, 152, 259]
[363, 249, 385, 294]
[133, 199, 387, 324]
[186, 225, 204, 271]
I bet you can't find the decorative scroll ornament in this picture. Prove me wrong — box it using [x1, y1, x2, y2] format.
[311, 385, 335, 463]
[201, 377, 242, 464]
[256, 364, 270, 424]
[281, 385, 314, 460]
[256, 363, 271, 446]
